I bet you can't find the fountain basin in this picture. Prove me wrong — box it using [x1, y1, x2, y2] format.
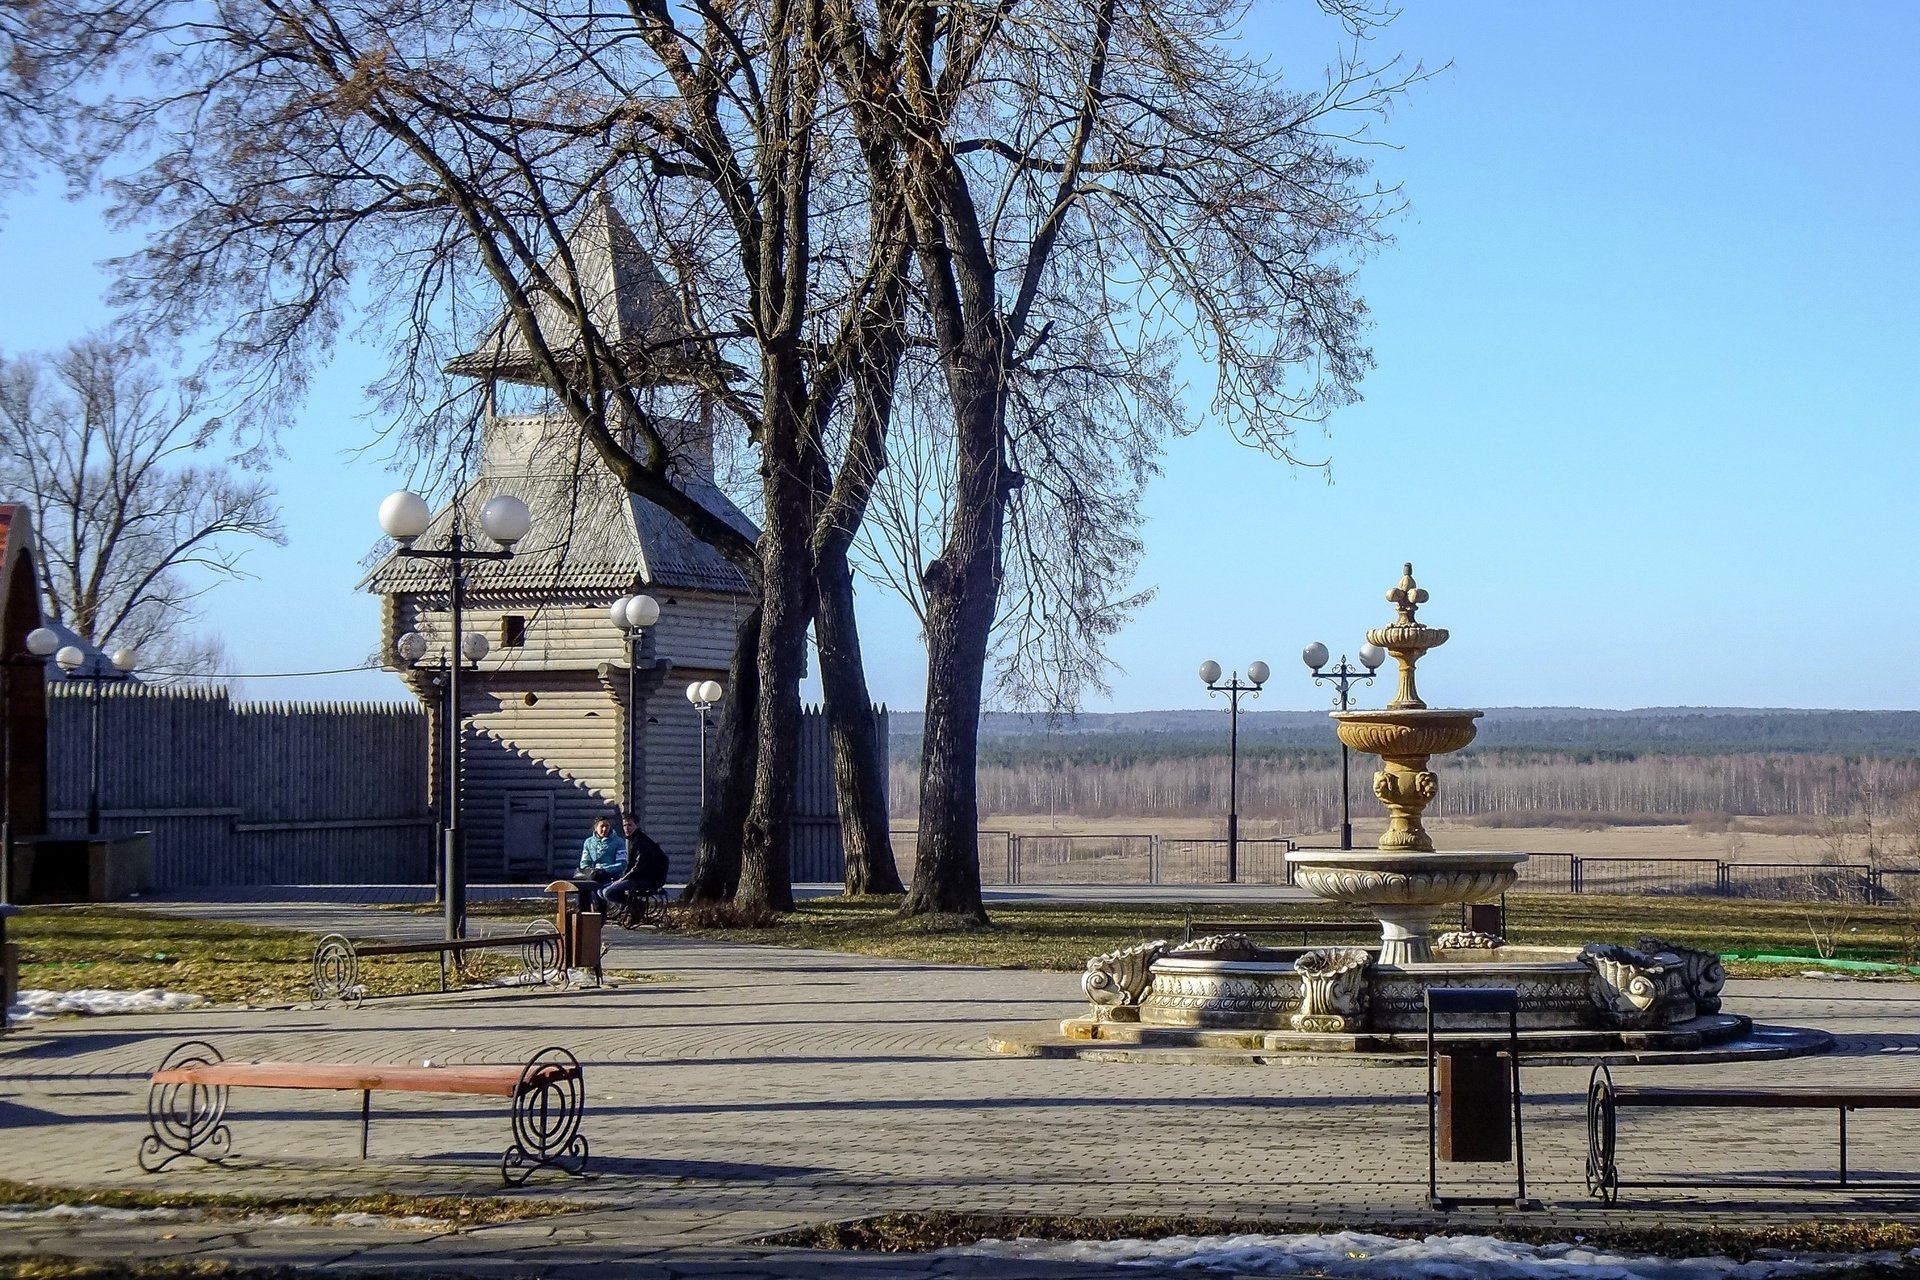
[1332, 707, 1482, 758]
[1285, 849, 1526, 963]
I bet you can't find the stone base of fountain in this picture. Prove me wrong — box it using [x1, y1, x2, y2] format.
[1016, 932, 1834, 1066]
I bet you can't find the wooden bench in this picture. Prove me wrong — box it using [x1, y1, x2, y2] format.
[1586, 1064, 1920, 1201]
[309, 924, 563, 1004]
[1181, 912, 1378, 945]
[138, 1040, 588, 1185]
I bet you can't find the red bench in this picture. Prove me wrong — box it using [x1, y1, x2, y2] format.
[140, 1040, 588, 1185]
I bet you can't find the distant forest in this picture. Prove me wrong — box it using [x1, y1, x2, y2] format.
[885, 708, 1920, 827]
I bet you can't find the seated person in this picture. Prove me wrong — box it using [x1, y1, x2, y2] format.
[572, 816, 628, 913]
[603, 814, 670, 909]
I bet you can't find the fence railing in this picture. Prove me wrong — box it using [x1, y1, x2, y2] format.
[886, 826, 1920, 903]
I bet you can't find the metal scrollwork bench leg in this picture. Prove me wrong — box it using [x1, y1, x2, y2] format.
[521, 920, 562, 987]
[501, 1047, 589, 1185]
[139, 1041, 233, 1173]
[1585, 1063, 1618, 1203]
[310, 934, 363, 1006]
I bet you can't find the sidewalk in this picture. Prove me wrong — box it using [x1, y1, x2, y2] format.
[5, 896, 1920, 1276]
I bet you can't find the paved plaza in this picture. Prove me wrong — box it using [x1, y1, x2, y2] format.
[5, 898, 1920, 1276]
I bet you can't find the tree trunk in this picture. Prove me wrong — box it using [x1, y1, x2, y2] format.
[735, 428, 815, 913]
[815, 543, 902, 895]
[682, 606, 762, 903]
[904, 355, 1007, 922]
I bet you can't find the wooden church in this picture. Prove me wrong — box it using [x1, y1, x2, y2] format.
[364, 195, 760, 882]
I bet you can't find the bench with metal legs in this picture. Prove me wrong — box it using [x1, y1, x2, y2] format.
[139, 1040, 589, 1186]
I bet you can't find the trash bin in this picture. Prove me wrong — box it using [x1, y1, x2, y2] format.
[1425, 985, 1533, 1209]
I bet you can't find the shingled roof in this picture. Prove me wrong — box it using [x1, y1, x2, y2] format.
[362, 463, 758, 597]
[445, 191, 703, 386]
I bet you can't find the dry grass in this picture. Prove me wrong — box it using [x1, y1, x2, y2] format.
[0, 1178, 571, 1225]
[10, 906, 534, 1005]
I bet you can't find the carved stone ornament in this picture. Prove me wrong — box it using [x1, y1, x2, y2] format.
[1083, 940, 1168, 1020]
[1435, 930, 1506, 951]
[1290, 947, 1373, 1033]
[1169, 933, 1266, 961]
[1637, 937, 1727, 1015]
[1580, 943, 1693, 1030]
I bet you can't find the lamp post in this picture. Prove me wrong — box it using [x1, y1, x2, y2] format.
[685, 680, 723, 808]
[1302, 641, 1386, 850]
[1, 627, 61, 904]
[608, 594, 662, 817]
[380, 489, 532, 940]
[394, 627, 490, 902]
[1199, 659, 1269, 884]
[55, 644, 139, 837]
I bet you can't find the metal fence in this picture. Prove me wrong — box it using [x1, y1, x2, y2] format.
[884, 826, 1920, 904]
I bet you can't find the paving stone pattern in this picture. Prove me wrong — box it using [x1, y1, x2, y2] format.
[5, 899, 1920, 1277]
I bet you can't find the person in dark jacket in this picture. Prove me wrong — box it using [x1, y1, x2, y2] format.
[604, 813, 670, 912]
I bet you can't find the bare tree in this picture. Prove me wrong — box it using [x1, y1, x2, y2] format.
[0, 335, 283, 675]
[827, 0, 1414, 917]
[10, 0, 909, 908]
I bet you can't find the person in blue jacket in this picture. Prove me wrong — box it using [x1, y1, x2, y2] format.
[573, 815, 628, 913]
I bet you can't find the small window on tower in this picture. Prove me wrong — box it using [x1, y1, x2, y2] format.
[501, 615, 527, 648]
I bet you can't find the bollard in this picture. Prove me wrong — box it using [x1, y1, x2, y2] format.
[0, 904, 18, 1034]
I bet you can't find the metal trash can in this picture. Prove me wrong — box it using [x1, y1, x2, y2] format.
[1425, 985, 1534, 1209]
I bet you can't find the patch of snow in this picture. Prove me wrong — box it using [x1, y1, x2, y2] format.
[947, 1231, 1900, 1280]
[327, 1211, 449, 1229]
[0, 1204, 195, 1223]
[486, 967, 602, 989]
[7, 988, 210, 1022]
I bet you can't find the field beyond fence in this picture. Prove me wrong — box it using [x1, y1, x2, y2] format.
[883, 818, 1920, 907]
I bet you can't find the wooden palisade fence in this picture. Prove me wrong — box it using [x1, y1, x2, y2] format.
[47, 684, 430, 887]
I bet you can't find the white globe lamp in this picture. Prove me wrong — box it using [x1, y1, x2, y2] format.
[478, 494, 532, 548]
[378, 490, 432, 546]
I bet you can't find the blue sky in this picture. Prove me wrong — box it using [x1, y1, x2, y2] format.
[2, 4, 1915, 712]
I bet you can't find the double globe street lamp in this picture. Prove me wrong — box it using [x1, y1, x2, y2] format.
[378, 488, 533, 941]
[1199, 659, 1269, 884]
[686, 680, 723, 808]
[608, 593, 662, 817]
[1302, 641, 1386, 850]
[394, 626, 492, 902]
[55, 642, 139, 838]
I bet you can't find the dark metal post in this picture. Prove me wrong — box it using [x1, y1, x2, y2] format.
[626, 629, 639, 812]
[1307, 654, 1378, 851]
[696, 707, 709, 807]
[444, 529, 466, 941]
[1202, 669, 1263, 885]
[86, 664, 103, 837]
[1227, 686, 1239, 884]
[1339, 737, 1353, 851]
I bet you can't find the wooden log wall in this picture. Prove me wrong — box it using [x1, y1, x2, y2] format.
[46, 684, 430, 886]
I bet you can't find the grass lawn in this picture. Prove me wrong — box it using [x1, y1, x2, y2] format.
[12, 892, 1915, 1006]
[9, 906, 550, 1005]
[621, 892, 1920, 973]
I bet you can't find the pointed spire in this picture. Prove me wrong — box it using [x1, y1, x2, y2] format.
[446, 190, 700, 387]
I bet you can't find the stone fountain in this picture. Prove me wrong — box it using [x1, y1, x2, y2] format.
[1024, 564, 1831, 1063]
[1286, 563, 1521, 964]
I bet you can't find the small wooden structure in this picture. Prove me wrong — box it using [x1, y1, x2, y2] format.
[365, 195, 758, 881]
